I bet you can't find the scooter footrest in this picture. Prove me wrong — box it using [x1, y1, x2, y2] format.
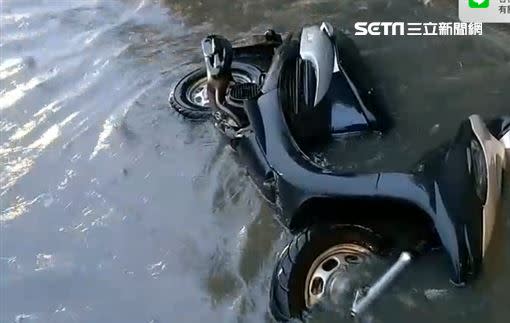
[229, 83, 260, 101]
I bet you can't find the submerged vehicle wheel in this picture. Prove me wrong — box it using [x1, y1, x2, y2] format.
[169, 62, 262, 120]
[270, 224, 388, 322]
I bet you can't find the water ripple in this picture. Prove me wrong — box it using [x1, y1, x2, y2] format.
[2, 1, 509, 323]
[0, 68, 59, 111]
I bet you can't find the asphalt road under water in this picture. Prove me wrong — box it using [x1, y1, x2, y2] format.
[1, 0, 510, 322]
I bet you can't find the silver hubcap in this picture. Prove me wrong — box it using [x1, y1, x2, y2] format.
[305, 243, 374, 308]
[186, 72, 254, 107]
[188, 81, 208, 106]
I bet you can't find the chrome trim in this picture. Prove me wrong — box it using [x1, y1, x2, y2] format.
[469, 115, 506, 257]
[299, 25, 334, 106]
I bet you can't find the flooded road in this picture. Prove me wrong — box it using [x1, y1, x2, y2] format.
[1, 0, 509, 322]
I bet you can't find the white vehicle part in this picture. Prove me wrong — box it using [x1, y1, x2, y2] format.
[469, 115, 507, 257]
[299, 24, 335, 106]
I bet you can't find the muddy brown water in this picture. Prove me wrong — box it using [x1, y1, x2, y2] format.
[1, 0, 510, 322]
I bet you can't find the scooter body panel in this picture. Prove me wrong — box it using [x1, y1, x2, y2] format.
[239, 81, 507, 284]
[178, 22, 509, 286]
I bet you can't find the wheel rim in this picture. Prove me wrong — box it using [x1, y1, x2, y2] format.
[186, 71, 255, 107]
[304, 243, 375, 309]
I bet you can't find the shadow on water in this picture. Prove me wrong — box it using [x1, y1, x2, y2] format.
[1, 0, 509, 322]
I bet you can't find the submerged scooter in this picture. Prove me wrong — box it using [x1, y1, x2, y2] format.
[170, 22, 510, 321]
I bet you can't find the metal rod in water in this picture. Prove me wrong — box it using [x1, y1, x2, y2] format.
[350, 251, 412, 317]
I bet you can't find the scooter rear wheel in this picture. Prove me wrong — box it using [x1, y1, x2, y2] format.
[169, 62, 262, 120]
[269, 224, 387, 322]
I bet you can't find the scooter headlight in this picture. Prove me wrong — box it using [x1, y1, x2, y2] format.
[470, 138, 488, 202]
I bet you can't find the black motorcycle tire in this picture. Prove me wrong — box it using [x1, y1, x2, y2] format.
[169, 62, 262, 120]
[269, 224, 387, 322]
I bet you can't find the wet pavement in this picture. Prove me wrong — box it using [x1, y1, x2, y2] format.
[1, 0, 510, 322]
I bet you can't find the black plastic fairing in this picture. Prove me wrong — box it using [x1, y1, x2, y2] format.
[225, 25, 495, 285]
[258, 29, 389, 148]
[418, 119, 484, 283]
[299, 59, 316, 110]
[280, 56, 331, 146]
[260, 36, 299, 94]
[240, 80, 495, 284]
[487, 116, 510, 140]
[333, 31, 390, 131]
[320, 72, 373, 134]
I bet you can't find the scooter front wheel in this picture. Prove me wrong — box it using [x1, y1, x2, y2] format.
[269, 224, 388, 321]
[169, 62, 262, 120]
